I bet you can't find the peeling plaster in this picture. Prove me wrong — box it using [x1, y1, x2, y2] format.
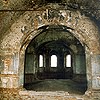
[1, 10, 100, 54]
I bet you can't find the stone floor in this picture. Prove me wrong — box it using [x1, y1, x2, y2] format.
[24, 79, 87, 95]
[0, 79, 100, 100]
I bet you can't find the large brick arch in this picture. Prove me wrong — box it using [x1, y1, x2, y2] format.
[0, 9, 100, 90]
[1, 10, 100, 54]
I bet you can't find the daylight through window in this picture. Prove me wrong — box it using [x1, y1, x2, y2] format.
[66, 54, 71, 67]
[51, 55, 57, 67]
[39, 55, 43, 67]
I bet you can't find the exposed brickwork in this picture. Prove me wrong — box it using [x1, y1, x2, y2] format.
[0, 88, 83, 100]
[0, 88, 100, 100]
[1, 9, 100, 54]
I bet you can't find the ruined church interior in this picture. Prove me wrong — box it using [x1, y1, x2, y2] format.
[0, 0, 100, 100]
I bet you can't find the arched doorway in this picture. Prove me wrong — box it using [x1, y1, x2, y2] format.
[23, 25, 87, 94]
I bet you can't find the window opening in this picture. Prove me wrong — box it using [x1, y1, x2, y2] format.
[39, 55, 43, 67]
[51, 55, 57, 67]
[66, 54, 71, 67]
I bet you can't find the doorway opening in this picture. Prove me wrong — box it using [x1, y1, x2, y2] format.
[24, 25, 87, 95]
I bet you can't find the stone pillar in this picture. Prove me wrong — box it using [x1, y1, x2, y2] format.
[43, 54, 46, 71]
[33, 54, 37, 74]
[35, 54, 38, 76]
[72, 55, 76, 74]
[25, 54, 31, 73]
[58, 53, 64, 72]
[0, 50, 19, 88]
[86, 52, 92, 90]
[18, 49, 25, 88]
[45, 52, 50, 72]
[91, 54, 100, 89]
[74, 54, 86, 74]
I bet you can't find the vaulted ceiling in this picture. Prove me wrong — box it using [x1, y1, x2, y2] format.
[27, 25, 83, 54]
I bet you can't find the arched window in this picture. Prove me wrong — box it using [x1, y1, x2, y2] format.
[51, 55, 57, 67]
[39, 55, 43, 67]
[66, 54, 71, 67]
